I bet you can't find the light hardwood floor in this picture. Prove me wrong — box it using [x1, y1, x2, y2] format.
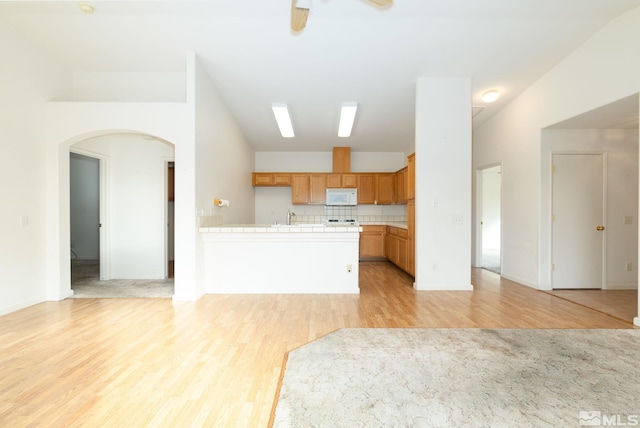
[0, 262, 635, 427]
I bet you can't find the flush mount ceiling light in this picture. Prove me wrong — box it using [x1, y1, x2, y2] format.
[481, 89, 500, 103]
[271, 103, 295, 138]
[78, 3, 94, 14]
[338, 103, 358, 138]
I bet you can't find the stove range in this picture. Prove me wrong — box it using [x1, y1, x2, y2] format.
[327, 219, 359, 225]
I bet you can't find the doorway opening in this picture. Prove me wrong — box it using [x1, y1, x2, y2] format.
[70, 152, 101, 284]
[167, 161, 175, 278]
[68, 133, 175, 298]
[476, 165, 502, 274]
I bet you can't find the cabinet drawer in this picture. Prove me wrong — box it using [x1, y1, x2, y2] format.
[362, 225, 385, 233]
[397, 228, 408, 238]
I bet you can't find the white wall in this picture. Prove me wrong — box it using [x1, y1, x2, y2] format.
[255, 151, 406, 172]
[540, 129, 638, 289]
[254, 151, 408, 224]
[0, 21, 72, 315]
[70, 153, 100, 260]
[45, 99, 193, 300]
[415, 77, 472, 290]
[193, 57, 255, 297]
[72, 72, 186, 102]
[74, 135, 174, 279]
[194, 60, 255, 225]
[473, 7, 640, 290]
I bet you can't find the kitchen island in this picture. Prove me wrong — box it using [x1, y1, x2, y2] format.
[199, 224, 362, 294]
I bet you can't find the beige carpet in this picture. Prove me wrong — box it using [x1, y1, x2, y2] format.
[71, 259, 173, 298]
[273, 328, 640, 427]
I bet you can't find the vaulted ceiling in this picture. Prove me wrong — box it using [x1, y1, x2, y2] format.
[2, 0, 639, 152]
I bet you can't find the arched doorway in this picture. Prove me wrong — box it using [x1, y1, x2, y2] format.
[68, 133, 175, 297]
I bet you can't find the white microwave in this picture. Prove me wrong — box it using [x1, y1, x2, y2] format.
[326, 188, 358, 206]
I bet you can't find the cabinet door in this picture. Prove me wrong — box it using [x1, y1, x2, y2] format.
[359, 226, 386, 259]
[309, 174, 327, 204]
[407, 153, 415, 200]
[385, 227, 399, 265]
[408, 200, 415, 276]
[342, 174, 357, 188]
[397, 235, 408, 271]
[273, 173, 291, 186]
[253, 173, 273, 186]
[357, 174, 376, 204]
[395, 168, 407, 204]
[376, 173, 396, 204]
[291, 174, 309, 204]
[326, 174, 341, 188]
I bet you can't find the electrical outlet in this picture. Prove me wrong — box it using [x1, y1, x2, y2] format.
[346, 264, 352, 273]
[626, 262, 633, 272]
[432, 264, 438, 271]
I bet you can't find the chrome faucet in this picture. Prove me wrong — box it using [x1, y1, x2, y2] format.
[286, 209, 295, 225]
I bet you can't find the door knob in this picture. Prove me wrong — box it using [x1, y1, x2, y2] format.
[596, 225, 605, 231]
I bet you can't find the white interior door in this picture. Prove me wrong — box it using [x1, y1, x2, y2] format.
[552, 154, 605, 289]
[481, 166, 501, 273]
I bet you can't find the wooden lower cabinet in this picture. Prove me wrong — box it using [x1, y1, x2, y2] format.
[385, 226, 409, 274]
[407, 200, 415, 276]
[359, 223, 414, 276]
[359, 226, 386, 259]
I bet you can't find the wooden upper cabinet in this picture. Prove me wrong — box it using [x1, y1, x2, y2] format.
[357, 174, 376, 204]
[376, 173, 396, 204]
[326, 173, 357, 188]
[252, 173, 291, 187]
[407, 153, 415, 200]
[342, 174, 357, 188]
[333, 147, 351, 173]
[395, 167, 407, 204]
[309, 174, 327, 204]
[326, 174, 341, 188]
[291, 174, 309, 204]
[168, 163, 175, 201]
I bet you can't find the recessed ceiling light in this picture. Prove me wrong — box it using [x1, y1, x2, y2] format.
[78, 4, 94, 14]
[338, 103, 358, 138]
[271, 103, 295, 138]
[481, 90, 500, 103]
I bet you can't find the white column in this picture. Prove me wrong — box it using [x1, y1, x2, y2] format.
[414, 77, 473, 290]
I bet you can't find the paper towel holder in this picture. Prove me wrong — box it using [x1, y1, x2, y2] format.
[214, 198, 230, 207]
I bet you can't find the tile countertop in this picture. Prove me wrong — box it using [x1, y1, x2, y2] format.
[359, 221, 408, 230]
[199, 222, 407, 233]
[199, 224, 363, 233]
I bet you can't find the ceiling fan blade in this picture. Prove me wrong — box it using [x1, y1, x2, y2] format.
[367, 0, 392, 6]
[291, 0, 309, 32]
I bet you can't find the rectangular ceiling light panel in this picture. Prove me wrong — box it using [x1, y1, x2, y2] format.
[272, 103, 295, 138]
[338, 103, 358, 137]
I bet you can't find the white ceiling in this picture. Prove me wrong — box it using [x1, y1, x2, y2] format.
[2, 0, 639, 152]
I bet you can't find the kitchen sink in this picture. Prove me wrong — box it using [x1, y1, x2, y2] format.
[270, 223, 326, 228]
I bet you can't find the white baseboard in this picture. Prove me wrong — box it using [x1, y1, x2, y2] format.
[499, 273, 539, 289]
[605, 283, 638, 290]
[0, 297, 45, 317]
